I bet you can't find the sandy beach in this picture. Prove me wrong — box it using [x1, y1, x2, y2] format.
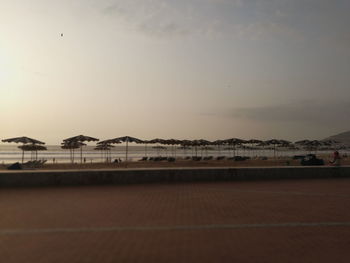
[1, 156, 349, 170]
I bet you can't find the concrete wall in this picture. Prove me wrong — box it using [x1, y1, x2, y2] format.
[0, 166, 349, 188]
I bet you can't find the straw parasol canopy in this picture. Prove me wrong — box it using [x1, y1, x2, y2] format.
[246, 139, 263, 144]
[152, 146, 167, 149]
[2, 136, 45, 163]
[63, 135, 99, 163]
[278, 139, 291, 146]
[18, 144, 47, 151]
[2, 136, 45, 145]
[64, 135, 99, 143]
[149, 138, 167, 144]
[295, 139, 311, 146]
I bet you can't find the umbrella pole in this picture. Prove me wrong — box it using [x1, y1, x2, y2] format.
[80, 146, 83, 164]
[126, 140, 128, 162]
[22, 150, 24, 163]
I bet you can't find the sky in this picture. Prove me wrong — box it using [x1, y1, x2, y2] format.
[1, 0, 350, 144]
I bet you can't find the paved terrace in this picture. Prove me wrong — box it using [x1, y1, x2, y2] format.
[1, 179, 350, 262]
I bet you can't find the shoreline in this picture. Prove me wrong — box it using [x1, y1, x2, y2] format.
[2, 156, 350, 170]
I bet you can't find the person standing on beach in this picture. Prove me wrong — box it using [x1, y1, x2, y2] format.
[329, 151, 341, 166]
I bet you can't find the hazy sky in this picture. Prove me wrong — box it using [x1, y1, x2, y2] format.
[1, 0, 350, 144]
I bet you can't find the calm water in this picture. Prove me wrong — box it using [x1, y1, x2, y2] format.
[0, 144, 342, 164]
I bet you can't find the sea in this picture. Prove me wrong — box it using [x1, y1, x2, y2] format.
[0, 144, 344, 164]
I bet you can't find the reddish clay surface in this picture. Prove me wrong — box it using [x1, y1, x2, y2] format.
[1, 178, 350, 262]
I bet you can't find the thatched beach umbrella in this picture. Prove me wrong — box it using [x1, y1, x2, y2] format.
[98, 139, 121, 162]
[295, 139, 311, 145]
[321, 139, 340, 151]
[295, 140, 311, 153]
[188, 139, 211, 157]
[213, 140, 225, 156]
[276, 140, 291, 157]
[197, 139, 212, 157]
[306, 140, 324, 154]
[257, 141, 270, 156]
[63, 135, 99, 163]
[265, 139, 284, 158]
[322, 139, 340, 145]
[149, 138, 167, 156]
[18, 144, 47, 161]
[246, 139, 263, 157]
[141, 140, 151, 157]
[152, 145, 167, 156]
[149, 138, 166, 144]
[190, 140, 201, 157]
[94, 143, 115, 163]
[2, 136, 45, 163]
[164, 139, 182, 157]
[107, 136, 143, 162]
[61, 141, 86, 163]
[180, 140, 192, 157]
[224, 138, 245, 157]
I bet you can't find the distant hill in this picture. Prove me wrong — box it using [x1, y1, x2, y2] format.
[324, 130, 350, 145]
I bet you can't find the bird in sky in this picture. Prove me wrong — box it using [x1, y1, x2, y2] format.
[61, 33, 63, 37]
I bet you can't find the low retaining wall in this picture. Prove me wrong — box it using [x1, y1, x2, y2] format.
[0, 166, 349, 187]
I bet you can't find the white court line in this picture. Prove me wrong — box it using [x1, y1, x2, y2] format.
[1, 222, 350, 235]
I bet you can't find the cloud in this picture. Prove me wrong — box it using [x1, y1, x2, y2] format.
[100, 0, 191, 37]
[228, 100, 350, 126]
[232, 21, 303, 42]
[96, 0, 350, 52]
[97, 0, 305, 41]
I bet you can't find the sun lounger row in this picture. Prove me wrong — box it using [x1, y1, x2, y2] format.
[7, 160, 47, 170]
[23, 160, 47, 167]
